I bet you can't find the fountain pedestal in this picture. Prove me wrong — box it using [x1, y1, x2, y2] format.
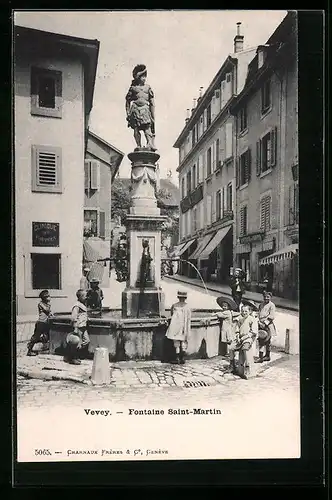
[121, 148, 167, 318]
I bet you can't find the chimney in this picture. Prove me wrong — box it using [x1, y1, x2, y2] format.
[197, 87, 204, 102]
[234, 22, 244, 53]
[191, 98, 197, 114]
[185, 108, 190, 123]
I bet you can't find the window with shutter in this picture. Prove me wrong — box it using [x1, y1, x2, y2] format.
[216, 138, 220, 169]
[260, 195, 271, 231]
[240, 206, 248, 236]
[261, 79, 271, 114]
[227, 182, 233, 211]
[99, 211, 106, 238]
[207, 148, 212, 177]
[32, 145, 62, 193]
[207, 104, 212, 127]
[239, 149, 251, 186]
[216, 190, 221, 219]
[212, 192, 216, 222]
[261, 132, 273, 173]
[84, 160, 90, 190]
[225, 121, 233, 159]
[90, 160, 100, 190]
[222, 186, 226, 215]
[207, 195, 212, 226]
[270, 126, 277, 167]
[192, 164, 196, 189]
[181, 178, 185, 199]
[256, 140, 261, 176]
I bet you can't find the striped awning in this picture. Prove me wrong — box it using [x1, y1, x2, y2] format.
[177, 238, 196, 256]
[259, 244, 298, 265]
[83, 239, 106, 282]
[168, 243, 186, 258]
[189, 233, 215, 260]
[199, 225, 232, 260]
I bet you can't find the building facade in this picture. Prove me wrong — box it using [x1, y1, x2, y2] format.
[231, 11, 298, 299]
[174, 25, 257, 283]
[14, 25, 99, 315]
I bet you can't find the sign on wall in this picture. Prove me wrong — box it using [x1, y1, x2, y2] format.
[32, 222, 60, 247]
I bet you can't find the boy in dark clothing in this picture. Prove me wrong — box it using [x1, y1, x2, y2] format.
[27, 290, 53, 356]
[64, 289, 90, 365]
[86, 278, 104, 313]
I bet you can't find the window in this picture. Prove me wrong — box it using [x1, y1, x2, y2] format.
[225, 121, 233, 159]
[207, 104, 212, 127]
[206, 195, 212, 226]
[288, 184, 299, 225]
[216, 190, 222, 220]
[260, 195, 271, 231]
[31, 253, 61, 290]
[257, 127, 277, 174]
[84, 210, 98, 237]
[31, 145, 62, 193]
[238, 106, 248, 133]
[85, 160, 100, 191]
[193, 207, 197, 233]
[181, 178, 185, 198]
[186, 171, 192, 195]
[192, 164, 196, 189]
[261, 79, 271, 114]
[216, 138, 220, 168]
[227, 182, 233, 211]
[240, 206, 248, 236]
[207, 148, 212, 177]
[192, 127, 196, 147]
[31, 67, 62, 118]
[237, 149, 251, 187]
[99, 211, 106, 238]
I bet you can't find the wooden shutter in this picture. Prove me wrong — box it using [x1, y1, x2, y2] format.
[33, 145, 62, 193]
[99, 211, 106, 238]
[271, 126, 277, 167]
[212, 192, 216, 222]
[236, 158, 240, 188]
[222, 186, 227, 215]
[90, 160, 100, 190]
[260, 198, 266, 229]
[225, 121, 233, 159]
[256, 140, 261, 176]
[240, 207, 244, 235]
[84, 160, 90, 190]
[266, 196, 271, 229]
[247, 148, 252, 182]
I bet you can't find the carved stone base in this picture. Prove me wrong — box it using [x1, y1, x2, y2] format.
[122, 287, 165, 319]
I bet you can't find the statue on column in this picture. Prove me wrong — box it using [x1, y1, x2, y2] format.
[125, 64, 156, 151]
[139, 239, 153, 287]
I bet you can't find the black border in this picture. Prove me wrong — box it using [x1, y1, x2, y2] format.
[3, 8, 326, 490]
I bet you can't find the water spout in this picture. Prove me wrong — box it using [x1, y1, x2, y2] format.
[162, 258, 211, 297]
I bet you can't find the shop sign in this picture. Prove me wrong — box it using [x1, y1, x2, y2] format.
[239, 231, 265, 245]
[32, 222, 59, 247]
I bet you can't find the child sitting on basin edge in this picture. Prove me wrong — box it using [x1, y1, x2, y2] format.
[228, 304, 258, 378]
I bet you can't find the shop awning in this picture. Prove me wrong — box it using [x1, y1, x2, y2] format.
[177, 238, 196, 256]
[189, 233, 215, 260]
[168, 243, 186, 258]
[259, 243, 298, 265]
[199, 225, 232, 260]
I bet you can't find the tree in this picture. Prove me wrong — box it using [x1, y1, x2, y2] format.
[111, 179, 179, 248]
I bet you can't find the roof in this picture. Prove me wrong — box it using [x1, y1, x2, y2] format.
[14, 25, 100, 116]
[87, 130, 124, 180]
[112, 177, 180, 207]
[230, 11, 296, 113]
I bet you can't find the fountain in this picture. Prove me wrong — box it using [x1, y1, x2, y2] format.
[48, 64, 227, 362]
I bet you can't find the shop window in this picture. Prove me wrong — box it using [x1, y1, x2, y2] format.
[31, 253, 61, 290]
[31, 67, 62, 118]
[31, 145, 62, 193]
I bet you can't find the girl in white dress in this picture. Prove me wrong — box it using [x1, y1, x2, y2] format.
[166, 290, 191, 364]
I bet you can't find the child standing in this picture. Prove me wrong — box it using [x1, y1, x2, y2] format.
[64, 289, 90, 365]
[166, 290, 191, 365]
[27, 290, 52, 356]
[86, 278, 104, 314]
[256, 291, 277, 363]
[228, 305, 258, 376]
[215, 301, 241, 344]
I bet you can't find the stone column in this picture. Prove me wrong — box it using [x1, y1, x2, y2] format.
[122, 148, 167, 318]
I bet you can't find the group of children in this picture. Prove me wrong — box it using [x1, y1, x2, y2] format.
[27, 279, 104, 364]
[165, 289, 276, 371]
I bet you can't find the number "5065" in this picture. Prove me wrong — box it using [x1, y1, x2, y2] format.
[34, 449, 52, 456]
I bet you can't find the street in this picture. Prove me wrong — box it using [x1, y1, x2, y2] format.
[16, 276, 300, 463]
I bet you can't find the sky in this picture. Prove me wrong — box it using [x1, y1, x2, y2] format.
[14, 10, 287, 182]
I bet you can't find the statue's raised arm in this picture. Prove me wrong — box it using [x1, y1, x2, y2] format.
[125, 64, 156, 151]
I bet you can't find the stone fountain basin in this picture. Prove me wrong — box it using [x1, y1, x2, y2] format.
[49, 308, 226, 362]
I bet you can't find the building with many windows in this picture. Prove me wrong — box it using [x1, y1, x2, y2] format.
[230, 11, 298, 299]
[173, 24, 257, 283]
[14, 25, 99, 315]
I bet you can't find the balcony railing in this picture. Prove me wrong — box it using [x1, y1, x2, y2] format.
[180, 184, 204, 213]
